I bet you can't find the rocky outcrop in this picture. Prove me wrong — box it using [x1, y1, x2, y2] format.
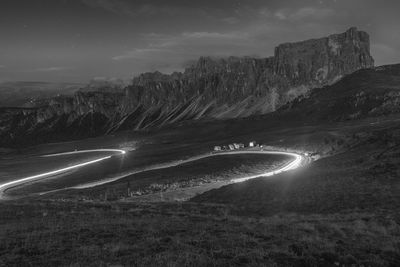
[0, 27, 374, 146]
[122, 27, 373, 119]
[273, 27, 373, 85]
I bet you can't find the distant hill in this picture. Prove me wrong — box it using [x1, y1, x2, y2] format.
[0, 81, 83, 107]
[79, 78, 127, 93]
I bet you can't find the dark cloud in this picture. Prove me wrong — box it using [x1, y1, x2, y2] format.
[0, 0, 399, 82]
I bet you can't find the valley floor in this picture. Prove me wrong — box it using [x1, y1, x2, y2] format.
[1, 115, 400, 266]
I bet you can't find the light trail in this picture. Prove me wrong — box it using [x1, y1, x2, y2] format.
[230, 151, 303, 183]
[41, 149, 126, 157]
[71, 150, 306, 190]
[0, 148, 306, 199]
[0, 149, 126, 198]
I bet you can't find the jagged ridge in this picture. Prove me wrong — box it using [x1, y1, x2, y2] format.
[0, 27, 374, 146]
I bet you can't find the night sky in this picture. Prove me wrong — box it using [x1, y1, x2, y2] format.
[0, 0, 399, 82]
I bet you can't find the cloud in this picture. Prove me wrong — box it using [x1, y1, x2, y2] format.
[274, 7, 336, 21]
[81, 0, 207, 17]
[258, 7, 272, 18]
[112, 48, 169, 61]
[111, 29, 256, 74]
[101, 3, 353, 75]
[113, 31, 250, 61]
[221, 17, 240, 24]
[274, 11, 287, 20]
[34, 67, 70, 72]
[181, 31, 242, 39]
[110, 16, 341, 74]
[81, 0, 136, 16]
[292, 7, 335, 20]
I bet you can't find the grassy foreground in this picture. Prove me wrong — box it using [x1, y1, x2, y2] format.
[1, 201, 399, 266]
[2, 116, 400, 266]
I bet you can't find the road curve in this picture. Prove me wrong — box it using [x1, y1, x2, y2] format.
[0, 149, 305, 199]
[71, 150, 305, 190]
[225, 150, 303, 183]
[0, 149, 126, 199]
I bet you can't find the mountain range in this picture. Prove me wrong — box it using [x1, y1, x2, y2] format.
[0, 27, 376, 147]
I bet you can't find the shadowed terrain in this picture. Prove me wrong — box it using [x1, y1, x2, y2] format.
[1, 44, 400, 267]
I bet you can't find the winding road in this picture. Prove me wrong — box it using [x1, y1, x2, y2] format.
[0, 149, 126, 199]
[0, 148, 305, 199]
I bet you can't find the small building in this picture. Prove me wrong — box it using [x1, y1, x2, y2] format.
[214, 146, 222, 151]
[249, 141, 257, 147]
[228, 144, 235, 150]
[238, 143, 245, 148]
[233, 143, 240, 149]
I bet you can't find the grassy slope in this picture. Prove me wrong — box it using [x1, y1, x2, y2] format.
[2, 65, 400, 266]
[1, 201, 399, 266]
[2, 118, 400, 266]
[193, 123, 400, 215]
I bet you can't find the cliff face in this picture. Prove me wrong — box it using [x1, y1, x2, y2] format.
[273, 27, 373, 85]
[0, 27, 374, 146]
[123, 27, 373, 119]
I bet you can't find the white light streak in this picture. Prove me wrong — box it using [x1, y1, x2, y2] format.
[0, 148, 305, 199]
[73, 150, 305, 189]
[41, 149, 126, 157]
[0, 149, 126, 198]
[231, 152, 303, 183]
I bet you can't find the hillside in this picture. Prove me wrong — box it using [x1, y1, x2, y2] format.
[2, 79, 400, 266]
[2, 63, 400, 267]
[276, 64, 400, 122]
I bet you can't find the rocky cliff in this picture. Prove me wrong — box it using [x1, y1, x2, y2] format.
[121, 27, 373, 121]
[0, 27, 374, 146]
